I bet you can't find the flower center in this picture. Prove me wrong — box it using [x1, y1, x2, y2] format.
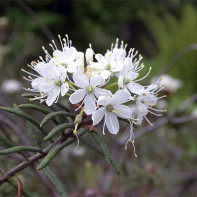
[87, 86, 94, 93]
[106, 63, 111, 70]
[106, 105, 114, 112]
[54, 80, 62, 86]
[60, 63, 67, 67]
[124, 79, 131, 85]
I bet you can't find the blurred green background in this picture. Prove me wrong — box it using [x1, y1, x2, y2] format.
[0, 0, 197, 196]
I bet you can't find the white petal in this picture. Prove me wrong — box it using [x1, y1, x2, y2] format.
[111, 89, 131, 105]
[84, 94, 96, 115]
[113, 105, 132, 119]
[46, 88, 60, 106]
[95, 54, 108, 66]
[73, 70, 89, 88]
[127, 82, 144, 95]
[118, 75, 124, 88]
[144, 94, 158, 106]
[100, 70, 111, 79]
[93, 87, 112, 98]
[92, 107, 106, 125]
[105, 112, 119, 134]
[31, 77, 46, 90]
[40, 82, 56, 93]
[90, 75, 105, 87]
[97, 96, 111, 106]
[69, 89, 86, 104]
[61, 82, 69, 96]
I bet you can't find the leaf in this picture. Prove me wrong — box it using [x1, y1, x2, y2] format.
[0, 146, 43, 155]
[37, 128, 88, 170]
[88, 131, 111, 164]
[18, 104, 49, 114]
[22, 93, 40, 98]
[40, 111, 74, 127]
[37, 144, 63, 170]
[56, 102, 70, 112]
[19, 104, 59, 125]
[0, 106, 47, 136]
[24, 120, 42, 146]
[43, 167, 68, 197]
[22, 93, 70, 112]
[81, 138, 120, 176]
[9, 179, 30, 197]
[0, 133, 15, 148]
[15, 176, 23, 197]
[44, 123, 74, 141]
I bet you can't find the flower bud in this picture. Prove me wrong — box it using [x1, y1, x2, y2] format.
[85, 48, 94, 64]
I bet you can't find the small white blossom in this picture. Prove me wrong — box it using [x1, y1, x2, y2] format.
[135, 84, 166, 125]
[92, 89, 132, 134]
[153, 74, 183, 93]
[89, 39, 126, 79]
[1, 79, 22, 94]
[69, 70, 112, 115]
[23, 62, 69, 106]
[85, 47, 94, 64]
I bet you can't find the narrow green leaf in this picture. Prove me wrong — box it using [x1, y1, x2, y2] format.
[88, 131, 111, 164]
[56, 102, 70, 112]
[18, 104, 49, 114]
[24, 120, 42, 147]
[9, 179, 31, 197]
[37, 128, 88, 170]
[0, 106, 47, 136]
[110, 157, 121, 176]
[19, 104, 59, 125]
[0, 146, 43, 155]
[81, 138, 120, 176]
[40, 111, 74, 127]
[22, 93, 40, 98]
[0, 133, 15, 148]
[44, 123, 74, 141]
[43, 167, 68, 197]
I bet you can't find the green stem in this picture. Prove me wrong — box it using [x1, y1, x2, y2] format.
[105, 82, 118, 89]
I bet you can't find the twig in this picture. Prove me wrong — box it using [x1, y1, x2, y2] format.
[31, 165, 59, 197]
[0, 113, 31, 146]
[157, 44, 197, 75]
[0, 128, 87, 185]
[16, 0, 56, 42]
[0, 137, 59, 185]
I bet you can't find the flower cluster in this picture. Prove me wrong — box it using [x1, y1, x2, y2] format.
[23, 35, 166, 156]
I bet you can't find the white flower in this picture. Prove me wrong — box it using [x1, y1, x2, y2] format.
[23, 62, 69, 106]
[69, 70, 112, 115]
[41, 35, 82, 73]
[89, 39, 126, 79]
[135, 84, 166, 125]
[85, 47, 94, 64]
[1, 79, 22, 94]
[92, 89, 132, 134]
[152, 74, 183, 93]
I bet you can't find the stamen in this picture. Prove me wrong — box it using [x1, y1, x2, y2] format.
[21, 69, 40, 78]
[144, 116, 153, 126]
[103, 114, 107, 135]
[148, 110, 162, 116]
[49, 43, 55, 51]
[148, 107, 167, 112]
[23, 76, 33, 81]
[52, 40, 58, 50]
[134, 67, 152, 82]
[58, 34, 64, 51]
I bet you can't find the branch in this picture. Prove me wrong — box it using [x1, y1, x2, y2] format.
[0, 128, 87, 185]
[157, 44, 197, 75]
[0, 135, 61, 185]
[16, 0, 56, 42]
